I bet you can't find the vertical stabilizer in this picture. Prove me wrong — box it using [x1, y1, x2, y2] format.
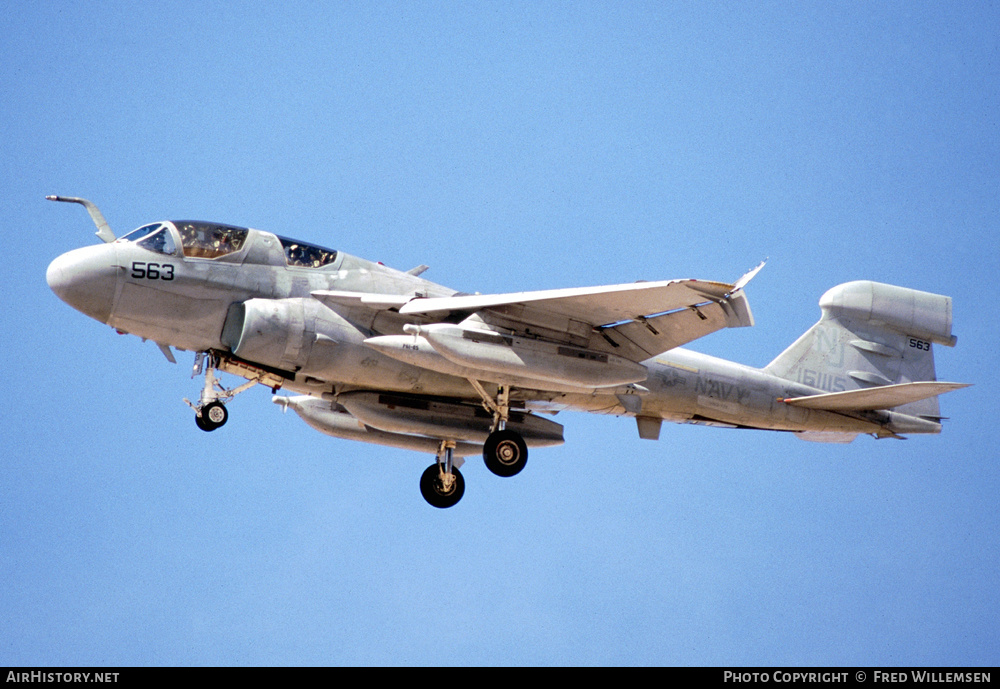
[765, 281, 956, 418]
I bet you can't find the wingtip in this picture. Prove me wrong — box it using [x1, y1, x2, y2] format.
[732, 259, 766, 292]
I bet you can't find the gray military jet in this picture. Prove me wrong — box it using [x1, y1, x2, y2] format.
[47, 196, 969, 508]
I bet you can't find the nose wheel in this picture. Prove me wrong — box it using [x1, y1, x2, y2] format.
[195, 401, 228, 431]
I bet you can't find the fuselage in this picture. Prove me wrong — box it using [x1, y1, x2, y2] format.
[47, 220, 888, 437]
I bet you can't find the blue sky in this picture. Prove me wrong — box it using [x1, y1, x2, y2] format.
[2, 1, 997, 666]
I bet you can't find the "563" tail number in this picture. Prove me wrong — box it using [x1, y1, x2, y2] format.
[131, 262, 175, 280]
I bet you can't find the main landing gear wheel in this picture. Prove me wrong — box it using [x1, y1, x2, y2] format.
[420, 463, 465, 509]
[466, 381, 528, 477]
[195, 401, 228, 432]
[483, 429, 528, 477]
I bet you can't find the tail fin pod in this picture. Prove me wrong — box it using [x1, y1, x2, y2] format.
[765, 281, 957, 417]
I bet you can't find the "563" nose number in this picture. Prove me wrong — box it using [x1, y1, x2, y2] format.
[131, 261, 175, 280]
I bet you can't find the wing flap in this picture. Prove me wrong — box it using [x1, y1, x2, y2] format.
[600, 297, 745, 361]
[779, 381, 970, 411]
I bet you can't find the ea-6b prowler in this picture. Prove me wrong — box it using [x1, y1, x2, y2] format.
[46, 196, 969, 507]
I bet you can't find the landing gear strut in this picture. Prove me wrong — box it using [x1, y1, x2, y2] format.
[420, 440, 465, 508]
[468, 380, 528, 477]
[185, 352, 258, 432]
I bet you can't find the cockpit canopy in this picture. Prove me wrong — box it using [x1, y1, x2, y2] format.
[119, 221, 338, 268]
[174, 221, 248, 259]
[275, 235, 337, 268]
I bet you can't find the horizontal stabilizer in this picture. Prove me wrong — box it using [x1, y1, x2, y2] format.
[779, 381, 970, 411]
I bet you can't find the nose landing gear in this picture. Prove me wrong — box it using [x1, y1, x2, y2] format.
[184, 352, 260, 432]
[194, 401, 228, 431]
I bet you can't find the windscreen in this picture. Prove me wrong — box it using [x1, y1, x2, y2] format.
[136, 228, 177, 255]
[120, 223, 162, 242]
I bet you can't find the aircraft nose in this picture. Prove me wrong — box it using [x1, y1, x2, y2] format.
[46, 244, 118, 323]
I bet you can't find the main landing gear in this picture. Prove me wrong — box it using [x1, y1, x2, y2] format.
[468, 380, 529, 478]
[185, 352, 258, 432]
[417, 383, 531, 508]
[483, 429, 528, 477]
[420, 440, 465, 509]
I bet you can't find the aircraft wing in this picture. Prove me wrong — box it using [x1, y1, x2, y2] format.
[397, 271, 758, 362]
[315, 265, 762, 364]
[396, 278, 734, 320]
